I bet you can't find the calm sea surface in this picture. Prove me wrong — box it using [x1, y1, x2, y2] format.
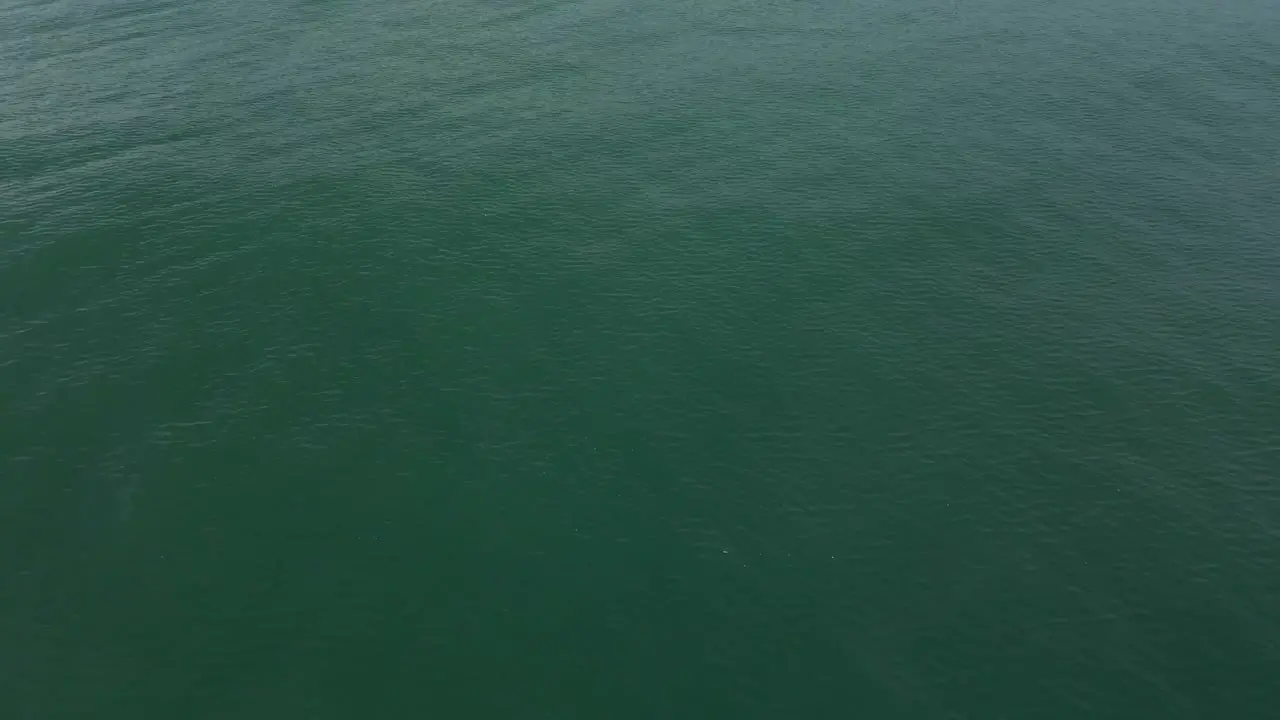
[2, 0, 1278, 717]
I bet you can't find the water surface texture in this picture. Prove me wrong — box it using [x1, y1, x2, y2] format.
[3, 0, 1279, 717]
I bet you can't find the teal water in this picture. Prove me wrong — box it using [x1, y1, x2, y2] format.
[3, 0, 1279, 716]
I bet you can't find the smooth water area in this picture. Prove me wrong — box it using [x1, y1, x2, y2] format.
[2, 0, 1279, 716]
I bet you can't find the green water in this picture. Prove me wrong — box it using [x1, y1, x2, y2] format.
[3, 0, 1279, 716]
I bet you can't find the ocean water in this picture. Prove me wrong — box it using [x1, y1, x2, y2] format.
[2, 0, 1278, 716]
